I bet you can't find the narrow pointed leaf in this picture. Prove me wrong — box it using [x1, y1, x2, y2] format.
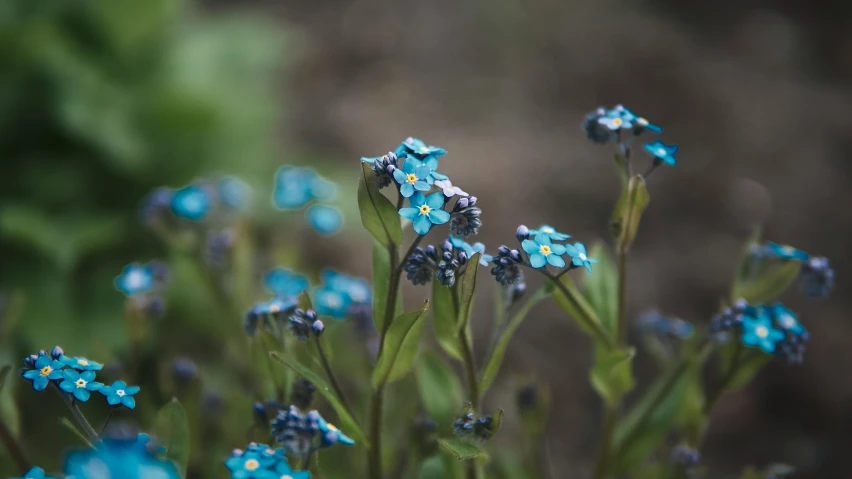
[551, 277, 614, 350]
[0, 366, 10, 395]
[583, 244, 618, 337]
[479, 287, 549, 395]
[719, 342, 771, 391]
[455, 254, 480, 334]
[438, 437, 489, 462]
[373, 301, 431, 388]
[432, 280, 463, 360]
[416, 352, 464, 427]
[358, 163, 402, 247]
[612, 175, 650, 252]
[373, 240, 392, 330]
[58, 417, 94, 448]
[153, 398, 190, 476]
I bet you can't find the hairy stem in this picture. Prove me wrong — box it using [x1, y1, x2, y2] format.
[0, 415, 30, 473]
[315, 336, 356, 420]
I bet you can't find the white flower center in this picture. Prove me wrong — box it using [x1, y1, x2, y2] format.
[116, 390, 126, 397]
[78, 359, 89, 366]
[126, 270, 145, 289]
[755, 326, 769, 338]
[419, 147, 429, 153]
[76, 379, 87, 388]
[325, 295, 342, 308]
[542, 227, 554, 233]
[780, 315, 795, 328]
[578, 253, 587, 261]
[657, 148, 666, 156]
[244, 459, 260, 471]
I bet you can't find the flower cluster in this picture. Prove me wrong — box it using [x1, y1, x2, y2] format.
[64, 433, 179, 479]
[637, 309, 695, 339]
[273, 166, 343, 236]
[141, 176, 251, 225]
[270, 405, 355, 458]
[452, 412, 495, 442]
[313, 270, 372, 319]
[114, 261, 170, 318]
[749, 241, 835, 299]
[583, 104, 679, 171]
[709, 301, 810, 363]
[288, 309, 324, 341]
[20, 347, 140, 408]
[225, 442, 308, 479]
[403, 236, 488, 288]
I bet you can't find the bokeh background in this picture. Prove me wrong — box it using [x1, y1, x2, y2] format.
[0, 0, 849, 477]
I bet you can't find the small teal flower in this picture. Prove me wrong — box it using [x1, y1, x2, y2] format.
[114, 263, 155, 297]
[643, 140, 678, 166]
[528, 225, 571, 242]
[224, 449, 279, 479]
[449, 235, 492, 266]
[766, 242, 809, 261]
[321, 270, 372, 305]
[598, 111, 632, 131]
[58, 370, 103, 402]
[399, 192, 450, 235]
[617, 105, 663, 133]
[60, 356, 104, 372]
[273, 167, 315, 210]
[564, 242, 598, 273]
[395, 137, 447, 159]
[741, 312, 785, 354]
[219, 177, 252, 210]
[273, 458, 310, 479]
[435, 179, 468, 197]
[264, 268, 309, 299]
[420, 155, 449, 181]
[309, 175, 337, 201]
[521, 235, 567, 269]
[306, 205, 343, 235]
[771, 304, 805, 335]
[313, 285, 352, 319]
[64, 436, 180, 479]
[392, 159, 431, 198]
[99, 380, 140, 409]
[13, 467, 54, 479]
[308, 410, 355, 447]
[171, 185, 211, 220]
[21, 353, 64, 392]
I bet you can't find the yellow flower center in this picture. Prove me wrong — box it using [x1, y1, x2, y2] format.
[539, 245, 552, 255]
[612, 118, 622, 126]
[245, 459, 260, 471]
[638, 117, 649, 125]
[78, 359, 89, 366]
[419, 146, 429, 153]
[419, 205, 431, 215]
[75, 379, 87, 388]
[782, 245, 794, 254]
[269, 304, 280, 313]
[40, 366, 52, 376]
[328, 423, 338, 431]
[541, 227, 554, 233]
[781, 315, 795, 328]
[755, 326, 769, 338]
[406, 173, 417, 184]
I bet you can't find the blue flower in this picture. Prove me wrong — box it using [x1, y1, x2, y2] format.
[770, 304, 805, 335]
[308, 410, 355, 447]
[64, 435, 180, 479]
[139, 187, 174, 225]
[419, 155, 449, 181]
[21, 353, 64, 392]
[321, 270, 372, 305]
[741, 312, 785, 354]
[598, 111, 632, 131]
[264, 268, 309, 299]
[60, 356, 104, 372]
[766, 241, 809, 261]
[273, 458, 310, 479]
[98, 380, 140, 410]
[617, 105, 663, 133]
[399, 192, 451, 235]
[449, 235, 492, 266]
[642, 140, 678, 166]
[306, 205, 343, 235]
[58, 370, 103, 402]
[171, 185, 211, 220]
[13, 467, 54, 479]
[219, 177, 252, 210]
[394, 137, 447, 159]
[309, 175, 337, 201]
[799, 256, 834, 298]
[528, 225, 571, 242]
[521, 235, 567, 269]
[272, 167, 315, 210]
[225, 450, 277, 479]
[114, 263, 155, 297]
[435, 179, 468, 198]
[564, 242, 598, 273]
[313, 285, 352, 319]
[582, 107, 612, 144]
[392, 159, 431, 198]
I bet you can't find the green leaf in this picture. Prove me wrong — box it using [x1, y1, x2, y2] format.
[438, 437, 489, 462]
[490, 409, 505, 438]
[432, 280, 463, 361]
[58, 417, 94, 448]
[418, 455, 448, 479]
[738, 466, 763, 479]
[270, 352, 368, 445]
[612, 175, 650, 252]
[373, 301, 431, 388]
[297, 290, 313, 311]
[590, 348, 635, 406]
[373, 240, 392, 331]
[612, 360, 696, 474]
[551, 276, 614, 350]
[153, 398, 190, 476]
[719, 342, 771, 391]
[358, 162, 402, 247]
[0, 366, 10, 395]
[583, 244, 618, 337]
[479, 287, 549, 395]
[613, 153, 629, 189]
[733, 260, 801, 304]
[416, 352, 464, 426]
[455, 254, 480, 335]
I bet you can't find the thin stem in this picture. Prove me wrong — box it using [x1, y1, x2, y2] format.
[643, 162, 660, 179]
[703, 340, 743, 415]
[53, 385, 99, 442]
[592, 403, 618, 479]
[539, 269, 615, 350]
[615, 249, 628, 346]
[452, 285, 482, 479]
[0, 415, 30, 472]
[99, 407, 117, 435]
[315, 336, 356, 419]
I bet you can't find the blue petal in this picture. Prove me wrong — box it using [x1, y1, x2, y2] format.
[547, 255, 566, 268]
[307, 205, 343, 235]
[425, 192, 445, 210]
[22, 369, 40, 379]
[59, 380, 76, 393]
[428, 209, 450, 225]
[521, 239, 539, 255]
[424, 155, 439, 170]
[392, 168, 407, 184]
[122, 396, 136, 409]
[33, 376, 49, 391]
[409, 192, 427, 207]
[584, 262, 593, 273]
[537, 235, 552, 246]
[529, 254, 546, 269]
[107, 394, 121, 406]
[400, 183, 414, 197]
[125, 385, 141, 395]
[74, 388, 90, 402]
[414, 165, 431, 180]
[550, 244, 567, 255]
[81, 371, 96, 382]
[413, 180, 431, 191]
[399, 207, 420, 220]
[575, 242, 587, 255]
[401, 159, 416, 174]
[413, 215, 432, 235]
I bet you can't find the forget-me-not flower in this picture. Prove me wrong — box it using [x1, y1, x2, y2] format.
[171, 185, 211, 220]
[64, 435, 180, 479]
[521, 235, 567, 269]
[21, 353, 64, 391]
[58, 370, 103, 402]
[308, 410, 355, 447]
[392, 159, 431, 198]
[449, 235, 492, 266]
[771, 304, 805, 335]
[264, 268, 309, 299]
[617, 105, 663, 133]
[766, 241, 809, 261]
[60, 356, 104, 372]
[528, 225, 570, 242]
[306, 205, 343, 235]
[12, 467, 54, 479]
[435, 179, 468, 198]
[643, 140, 678, 166]
[219, 177, 252, 210]
[399, 192, 450, 235]
[273, 167, 315, 210]
[115, 263, 155, 297]
[99, 380, 141, 409]
[395, 137, 447, 159]
[321, 270, 371, 305]
[565, 242, 598, 273]
[313, 285, 352, 319]
[741, 312, 785, 354]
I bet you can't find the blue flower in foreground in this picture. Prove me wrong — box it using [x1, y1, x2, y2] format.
[115, 263, 155, 297]
[766, 241, 809, 261]
[449, 235, 492, 266]
[643, 140, 678, 166]
[395, 137, 447, 159]
[420, 155, 449, 181]
[308, 410, 355, 447]
[64, 436, 180, 479]
[219, 177, 252, 210]
[565, 242, 598, 273]
[22, 353, 64, 391]
[770, 304, 805, 335]
[321, 270, 372, 305]
[99, 380, 140, 410]
[224, 449, 283, 479]
[273, 458, 310, 479]
[264, 268, 309, 299]
[171, 185, 211, 220]
[741, 312, 785, 354]
[306, 205, 343, 235]
[309, 175, 337, 201]
[528, 225, 571, 242]
[58, 370, 103, 402]
[273, 167, 315, 210]
[60, 356, 104, 372]
[13, 467, 54, 479]
[598, 110, 632, 131]
[521, 235, 567, 269]
[392, 159, 431, 198]
[399, 192, 450, 235]
[313, 285, 352, 319]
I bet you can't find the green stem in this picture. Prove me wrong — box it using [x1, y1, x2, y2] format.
[542, 270, 615, 350]
[453, 285, 482, 479]
[703, 340, 743, 415]
[315, 336, 356, 420]
[0, 415, 30, 473]
[99, 407, 116, 435]
[592, 403, 619, 479]
[54, 386, 99, 442]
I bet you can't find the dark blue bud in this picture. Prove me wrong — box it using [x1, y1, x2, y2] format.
[171, 358, 199, 381]
[509, 250, 522, 263]
[312, 320, 325, 335]
[441, 240, 453, 253]
[425, 245, 438, 260]
[23, 354, 38, 368]
[457, 252, 468, 265]
[498, 246, 511, 256]
[442, 251, 453, 262]
[516, 225, 529, 241]
[50, 346, 64, 360]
